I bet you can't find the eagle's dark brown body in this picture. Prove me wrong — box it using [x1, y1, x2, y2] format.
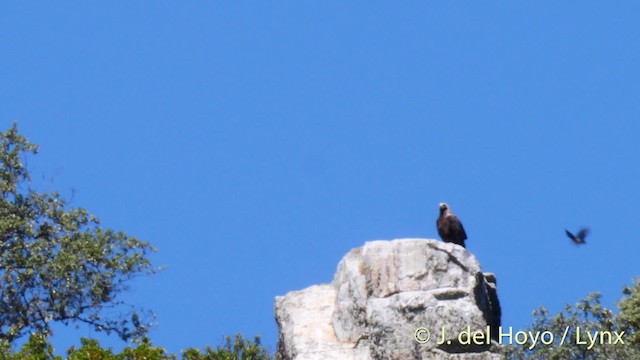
[436, 203, 467, 248]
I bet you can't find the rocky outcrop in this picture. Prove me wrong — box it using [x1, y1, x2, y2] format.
[274, 239, 502, 360]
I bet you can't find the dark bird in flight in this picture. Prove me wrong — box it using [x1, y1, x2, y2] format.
[565, 227, 589, 245]
[436, 203, 468, 248]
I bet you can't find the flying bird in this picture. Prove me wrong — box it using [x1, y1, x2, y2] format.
[436, 203, 468, 248]
[565, 227, 589, 245]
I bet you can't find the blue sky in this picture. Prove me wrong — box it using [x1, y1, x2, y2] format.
[2, 1, 640, 355]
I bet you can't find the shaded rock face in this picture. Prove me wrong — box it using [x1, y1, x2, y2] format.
[274, 239, 502, 360]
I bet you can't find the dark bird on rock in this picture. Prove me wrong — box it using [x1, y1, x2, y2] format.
[565, 227, 589, 245]
[436, 203, 468, 248]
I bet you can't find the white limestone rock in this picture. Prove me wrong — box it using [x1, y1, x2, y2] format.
[274, 239, 502, 360]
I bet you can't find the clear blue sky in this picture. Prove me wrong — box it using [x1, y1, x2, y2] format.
[2, 1, 640, 356]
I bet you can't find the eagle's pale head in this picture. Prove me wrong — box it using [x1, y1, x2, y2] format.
[439, 203, 449, 214]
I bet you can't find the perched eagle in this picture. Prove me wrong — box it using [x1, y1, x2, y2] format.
[565, 227, 589, 245]
[436, 203, 468, 248]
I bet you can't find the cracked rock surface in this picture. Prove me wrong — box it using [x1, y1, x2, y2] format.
[274, 239, 502, 360]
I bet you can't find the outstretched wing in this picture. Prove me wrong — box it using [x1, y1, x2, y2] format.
[576, 227, 590, 240]
[565, 229, 576, 241]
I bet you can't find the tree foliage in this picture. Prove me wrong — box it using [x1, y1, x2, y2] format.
[0, 123, 157, 342]
[0, 333, 271, 360]
[181, 334, 270, 360]
[503, 280, 640, 359]
[617, 279, 640, 347]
